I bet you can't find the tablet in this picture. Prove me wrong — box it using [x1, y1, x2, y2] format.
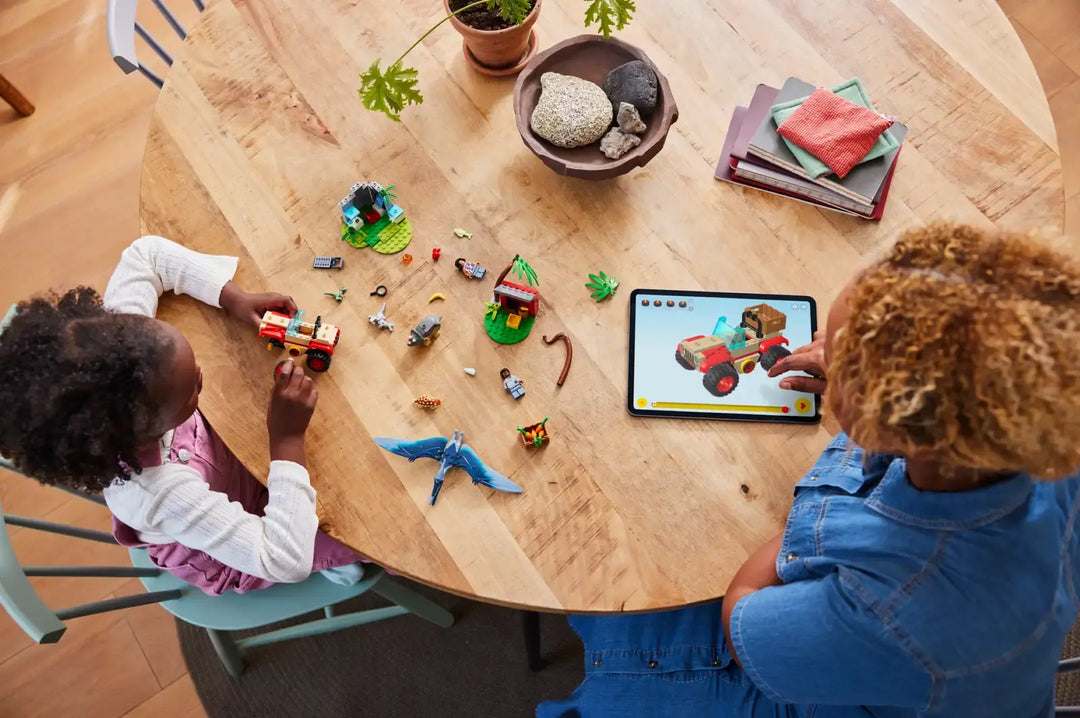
[628, 289, 820, 423]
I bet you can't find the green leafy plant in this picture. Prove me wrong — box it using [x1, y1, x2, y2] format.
[484, 301, 500, 320]
[359, 0, 636, 121]
[585, 271, 619, 301]
[584, 0, 636, 38]
[512, 256, 538, 286]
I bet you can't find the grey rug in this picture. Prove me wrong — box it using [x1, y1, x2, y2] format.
[178, 579, 583, 718]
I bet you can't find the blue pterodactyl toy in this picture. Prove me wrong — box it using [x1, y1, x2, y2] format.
[373, 430, 523, 506]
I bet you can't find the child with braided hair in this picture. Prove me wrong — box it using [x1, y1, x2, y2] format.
[0, 237, 362, 594]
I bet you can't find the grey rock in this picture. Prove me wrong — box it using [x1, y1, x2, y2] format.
[529, 72, 613, 149]
[599, 127, 641, 159]
[617, 102, 647, 134]
[603, 60, 658, 117]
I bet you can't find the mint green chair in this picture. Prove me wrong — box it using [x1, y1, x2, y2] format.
[0, 304, 454, 677]
[0, 489, 453, 676]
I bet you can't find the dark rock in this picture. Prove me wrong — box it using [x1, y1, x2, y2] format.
[603, 60, 658, 117]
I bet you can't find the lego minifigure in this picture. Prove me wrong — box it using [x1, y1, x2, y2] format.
[501, 368, 525, 400]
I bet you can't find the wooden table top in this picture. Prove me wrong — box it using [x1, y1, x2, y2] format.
[140, 0, 1063, 612]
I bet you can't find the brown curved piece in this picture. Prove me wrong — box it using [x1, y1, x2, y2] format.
[494, 253, 519, 288]
[542, 333, 573, 387]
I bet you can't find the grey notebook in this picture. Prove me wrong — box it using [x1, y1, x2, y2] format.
[748, 77, 907, 205]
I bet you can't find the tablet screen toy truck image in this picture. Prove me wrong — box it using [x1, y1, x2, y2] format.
[258, 310, 341, 372]
[675, 303, 791, 397]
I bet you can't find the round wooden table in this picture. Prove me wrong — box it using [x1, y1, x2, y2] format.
[140, 0, 1063, 612]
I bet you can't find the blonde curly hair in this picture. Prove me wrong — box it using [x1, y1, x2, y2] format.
[829, 222, 1080, 479]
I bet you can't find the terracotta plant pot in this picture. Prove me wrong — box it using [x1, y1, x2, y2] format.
[444, 0, 542, 77]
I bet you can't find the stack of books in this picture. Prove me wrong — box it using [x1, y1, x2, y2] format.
[715, 77, 907, 220]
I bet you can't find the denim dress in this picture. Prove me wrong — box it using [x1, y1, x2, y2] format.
[539, 433, 1080, 718]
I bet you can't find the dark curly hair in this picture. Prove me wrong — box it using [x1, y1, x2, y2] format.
[830, 222, 1080, 479]
[0, 287, 172, 491]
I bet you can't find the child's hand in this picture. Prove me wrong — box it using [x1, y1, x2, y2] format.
[267, 360, 318, 465]
[767, 331, 828, 394]
[220, 281, 298, 327]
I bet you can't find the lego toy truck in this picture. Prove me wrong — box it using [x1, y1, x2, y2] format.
[258, 310, 340, 372]
[676, 303, 792, 397]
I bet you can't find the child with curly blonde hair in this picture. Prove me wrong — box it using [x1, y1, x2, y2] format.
[541, 222, 1080, 718]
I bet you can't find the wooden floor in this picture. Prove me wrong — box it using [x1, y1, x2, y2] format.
[0, 0, 1075, 715]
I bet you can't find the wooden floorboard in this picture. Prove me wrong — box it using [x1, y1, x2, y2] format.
[0, 0, 1075, 714]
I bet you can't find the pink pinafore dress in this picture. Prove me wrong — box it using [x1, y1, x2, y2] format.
[112, 410, 362, 595]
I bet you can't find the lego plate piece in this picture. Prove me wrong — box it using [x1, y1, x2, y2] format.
[338, 181, 413, 254]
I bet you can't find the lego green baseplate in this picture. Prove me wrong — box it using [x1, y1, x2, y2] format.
[341, 218, 412, 254]
[484, 308, 535, 344]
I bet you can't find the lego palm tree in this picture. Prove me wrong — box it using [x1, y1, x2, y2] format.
[486, 254, 541, 344]
[359, 0, 636, 121]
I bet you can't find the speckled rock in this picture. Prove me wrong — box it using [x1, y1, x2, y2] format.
[530, 72, 613, 148]
[603, 60, 658, 117]
[617, 102, 647, 134]
[599, 127, 641, 159]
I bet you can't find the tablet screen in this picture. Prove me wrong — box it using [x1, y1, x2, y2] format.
[628, 290, 820, 422]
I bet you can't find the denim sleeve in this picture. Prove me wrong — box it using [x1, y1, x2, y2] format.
[729, 573, 933, 708]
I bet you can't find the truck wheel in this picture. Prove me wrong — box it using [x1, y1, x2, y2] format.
[266, 338, 285, 350]
[675, 350, 694, 370]
[306, 349, 331, 373]
[760, 345, 791, 370]
[703, 363, 739, 397]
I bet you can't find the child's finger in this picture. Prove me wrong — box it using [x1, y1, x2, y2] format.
[275, 359, 295, 387]
[288, 363, 306, 390]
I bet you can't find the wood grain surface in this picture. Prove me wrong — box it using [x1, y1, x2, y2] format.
[139, 0, 1064, 612]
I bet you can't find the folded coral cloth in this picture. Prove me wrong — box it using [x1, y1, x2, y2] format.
[772, 78, 897, 178]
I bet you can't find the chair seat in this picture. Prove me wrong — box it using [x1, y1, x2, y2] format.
[129, 548, 381, 631]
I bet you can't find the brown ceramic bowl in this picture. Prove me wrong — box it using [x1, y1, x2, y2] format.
[513, 35, 679, 179]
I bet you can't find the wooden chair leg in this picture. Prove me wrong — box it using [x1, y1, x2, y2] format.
[523, 610, 542, 671]
[0, 74, 34, 117]
[206, 627, 244, 678]
[370, 576, 454, 628]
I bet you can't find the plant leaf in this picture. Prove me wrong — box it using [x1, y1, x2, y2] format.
[583, 0, 635, 38]
[359, 59, 424, 122]
[487, 0, 533, 24]
[513, 257, 538, 286]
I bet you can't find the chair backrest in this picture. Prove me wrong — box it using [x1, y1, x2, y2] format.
[0, 303, 183, 643]
[106, 0, 205, 88]
[0, 496, 181, 644]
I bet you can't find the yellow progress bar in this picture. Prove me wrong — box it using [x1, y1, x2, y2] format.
[651, 401, 786, 413]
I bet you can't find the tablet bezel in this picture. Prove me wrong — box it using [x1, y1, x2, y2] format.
[627, 288, 821, 423]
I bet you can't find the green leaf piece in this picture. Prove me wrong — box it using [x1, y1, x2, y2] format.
[358, 59, 424, 122]
[484, 301, 500, 320]
[583, 0, 636, 38]
[512, 256, 539, 286]
[487, 0, 533, 24]
[584, 271, 619, 302]
[453, 228, 473, 238]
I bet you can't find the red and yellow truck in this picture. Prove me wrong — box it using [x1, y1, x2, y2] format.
[676, 303, 791, 397]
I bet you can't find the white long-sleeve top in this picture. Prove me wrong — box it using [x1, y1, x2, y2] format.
[101, 236, 319, 583]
